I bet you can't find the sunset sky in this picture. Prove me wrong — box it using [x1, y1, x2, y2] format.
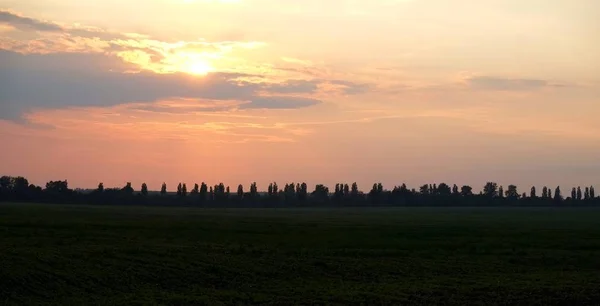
[1, 0, 599, 191]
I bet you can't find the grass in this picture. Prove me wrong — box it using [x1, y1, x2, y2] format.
[2, 204, 600, 305]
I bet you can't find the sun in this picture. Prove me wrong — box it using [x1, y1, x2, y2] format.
[186, 60, 213, 76]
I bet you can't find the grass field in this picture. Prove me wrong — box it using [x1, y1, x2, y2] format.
[2, 203, 600, 305]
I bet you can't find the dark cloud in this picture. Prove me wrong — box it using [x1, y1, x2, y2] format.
[264, 80, 320, 94]
[0, 50, 321, 120]
[240, 97, 322, 109]
[0, 10, 128, 41]
[0, 10, 63, 32]
[467, 76, 552, 91]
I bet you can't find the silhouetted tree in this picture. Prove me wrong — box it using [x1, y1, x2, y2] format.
[191, 183, 199, 195]
[45, 180, 69, 193]
[554, 186, 562, 201]
[200, 183, 208, 200]
[585, 187, 590, 199]
[122, 182, 134, 195]
[335, 184, 342, 199]
[177, 183, 183, 196]
[419, 184, 430, 195]
[237, 184, 244, 199]
[351, 182, 359, 196]
[312, 184, 329, 203]
[438, 183, 451, 195]
[483, 182, 498, 197]
[3, 173, 599, 209]
[506, 185, 519, 200]
[460, 185, 473, 196]
[0, 176, 10, 191]
[298, 182, 308, 201]
[591, 186, 596, 198]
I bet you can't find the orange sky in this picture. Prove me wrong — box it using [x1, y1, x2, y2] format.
[1, 0, 599, 191]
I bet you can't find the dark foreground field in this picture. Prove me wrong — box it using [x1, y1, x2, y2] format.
[2, 204, 600, 305]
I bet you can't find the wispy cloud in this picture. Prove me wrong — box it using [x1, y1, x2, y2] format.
[241, 96, 321, 109]
[466, 76, 560, 91]
[0, 10, 62, 32]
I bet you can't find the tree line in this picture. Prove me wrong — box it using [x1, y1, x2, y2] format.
[0, 175, 597, 207]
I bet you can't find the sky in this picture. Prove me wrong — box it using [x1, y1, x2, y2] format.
[1, 0, 599, 192]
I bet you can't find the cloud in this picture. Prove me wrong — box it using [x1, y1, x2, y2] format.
[0, 10, 125, 41]
[0, 10, 63, 32]
[329, 79, 371, 94]
[467, 76, 555, 91]
[240, 96, 322, 109]
[0, 50, 321, 120]
[281, 57, 313, 66]
[263, 80, 320, 94]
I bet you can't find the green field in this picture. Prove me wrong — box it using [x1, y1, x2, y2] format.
[2, 204, 600, 305]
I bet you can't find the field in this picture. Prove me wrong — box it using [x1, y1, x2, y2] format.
[2, 204, 600, 305]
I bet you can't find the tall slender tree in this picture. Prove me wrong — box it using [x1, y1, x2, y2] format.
[141, 183, 148, 196]
[237, 184, 244, 199]
[268, 183, 273, 197]
[200, 183, 208, 200]
[585, 187, 590, 199]
[554, 186, 562, 201]
[351, 182, 359, 196]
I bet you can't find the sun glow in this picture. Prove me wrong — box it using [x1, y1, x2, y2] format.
[186, 59, 213, 75]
